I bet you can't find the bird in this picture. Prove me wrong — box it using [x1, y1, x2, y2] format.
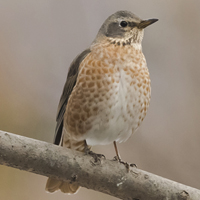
[45, 10, 158, 194]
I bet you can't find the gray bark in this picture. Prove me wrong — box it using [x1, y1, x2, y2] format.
[0, 130, 199, 200]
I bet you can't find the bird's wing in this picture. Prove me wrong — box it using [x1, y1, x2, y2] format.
[54, 49, 91, 145]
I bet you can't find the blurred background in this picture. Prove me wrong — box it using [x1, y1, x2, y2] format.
[0, 1, 200, 199]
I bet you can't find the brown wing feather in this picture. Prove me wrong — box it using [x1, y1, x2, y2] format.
[54, 49, 91, 145]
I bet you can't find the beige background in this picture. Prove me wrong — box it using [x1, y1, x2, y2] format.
[0, 1, 200, 200]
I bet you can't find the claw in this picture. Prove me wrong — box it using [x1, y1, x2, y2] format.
[119, 159, 130, 172]
[122, 161, 130, 172]
[83, 141, 105, 164]
[130, 163, 137, 168]
[88, 151, 105, 166]
[113, 156, 137, 172]
[84, 141, 105, 161]
[112, 156, 118, 161]
[88, 150, 105, 160]
[112, 155, 129, 171]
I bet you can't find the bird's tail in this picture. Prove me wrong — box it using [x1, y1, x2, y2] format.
[45, 134, 86, 194]
[45, 177, 80, 194]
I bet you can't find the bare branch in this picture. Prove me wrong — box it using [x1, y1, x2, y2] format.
[0, 130, 199, 200]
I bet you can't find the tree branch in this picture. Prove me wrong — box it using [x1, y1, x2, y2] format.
[0, 130, 199, 200]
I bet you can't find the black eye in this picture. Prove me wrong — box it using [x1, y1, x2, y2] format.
[120, 21, 128, 27]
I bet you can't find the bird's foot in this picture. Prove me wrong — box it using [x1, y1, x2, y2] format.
[88, 150, 106, 161]
[84, 146, 105, 163]
[113, 156, 137, 172]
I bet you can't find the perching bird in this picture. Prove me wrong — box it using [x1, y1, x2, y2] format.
[46, 10, 158, 194]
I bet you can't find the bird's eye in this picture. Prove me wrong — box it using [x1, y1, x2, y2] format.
[120, 21, 128, 27]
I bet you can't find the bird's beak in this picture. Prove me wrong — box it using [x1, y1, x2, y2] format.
[138, 18, 158, 29]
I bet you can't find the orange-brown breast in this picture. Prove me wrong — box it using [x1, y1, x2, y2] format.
[64, 41, 151, 145]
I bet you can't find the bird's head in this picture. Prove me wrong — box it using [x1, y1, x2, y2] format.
[94, 11, 158, 46]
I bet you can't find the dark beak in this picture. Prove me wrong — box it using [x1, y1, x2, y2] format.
[138, 18, 158, 29]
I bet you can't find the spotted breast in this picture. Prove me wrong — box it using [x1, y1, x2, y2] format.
[64, 39, 151, 146]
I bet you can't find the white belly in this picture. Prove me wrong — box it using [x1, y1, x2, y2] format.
[85, 65, 150, 146]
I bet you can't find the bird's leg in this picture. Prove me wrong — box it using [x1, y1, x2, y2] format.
[113, 141, 129, 170]
[84, 140, 92, 154]
[113, 141, 137, 171]
[84, 140, 105, 161]
[113, 141, 122, 161]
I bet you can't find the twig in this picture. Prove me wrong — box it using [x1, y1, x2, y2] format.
[0, 130, 199, 200]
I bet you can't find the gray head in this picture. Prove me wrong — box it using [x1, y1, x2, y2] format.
[94, 11, 158, 45]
